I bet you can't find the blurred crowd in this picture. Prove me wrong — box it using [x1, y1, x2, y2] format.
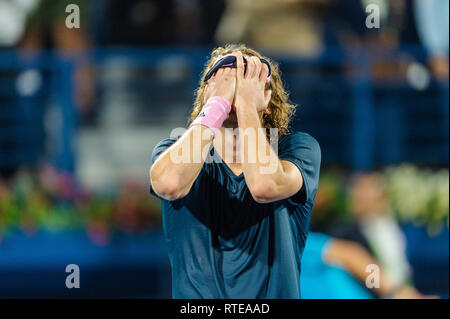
[304, 165, 448, 298]
[2, 0, 448, 55]
[0, 0, 448, 172]
[0, 166, 161, 245]
[0, 0, 448, 298]
[0, 0, 448, 86]
[1, 164, 447, 298]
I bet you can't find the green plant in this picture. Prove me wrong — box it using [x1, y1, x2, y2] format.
[384, 164, 449, 233]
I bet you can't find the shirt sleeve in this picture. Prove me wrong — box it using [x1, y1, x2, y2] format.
[278, 132, 321, 206]
[149, 137, 177, 199]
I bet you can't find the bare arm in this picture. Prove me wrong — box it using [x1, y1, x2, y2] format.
[325, 239, 429, 299]
[150, 125, 214, 200]
[234, 52, 303, 203]
[150, 67, 237, 201]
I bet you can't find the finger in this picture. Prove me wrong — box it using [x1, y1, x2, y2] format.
[259, 63, 269, 83]
[234, 51, 245, 79]
[264, 89, 272, 107]
[247, 57, 255, 78]
[203, 84, 209, 102]
[206, 74, 215, 84]
[251, 57, 260, 79]
[252, 57, 262, 79]
[246, 56, 256, 79]
[229, 68, 237, 84]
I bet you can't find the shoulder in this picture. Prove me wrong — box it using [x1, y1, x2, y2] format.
[151, 137, 178, 162]
[279, 132, 321, 156]
[280, 131, 319, 146]
[154, 137, 178, 149]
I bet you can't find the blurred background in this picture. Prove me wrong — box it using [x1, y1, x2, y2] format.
[0, 0, 448, 298]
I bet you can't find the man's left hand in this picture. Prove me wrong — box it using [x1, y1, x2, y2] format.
[234, 51, 272, 114]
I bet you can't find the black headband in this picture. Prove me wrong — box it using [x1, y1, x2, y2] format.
[204, 55, 272, 83]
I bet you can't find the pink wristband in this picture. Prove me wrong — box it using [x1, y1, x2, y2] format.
[191, 96, 231, 136]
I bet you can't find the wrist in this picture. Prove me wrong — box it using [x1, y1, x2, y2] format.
[190, 123, 215, 140]
[379, 282, 404, 299]
[235, 104, 262, 131]
[190, 96, 231, 136]
[235, 97, 258, 114]
[235, 100, 259, 121]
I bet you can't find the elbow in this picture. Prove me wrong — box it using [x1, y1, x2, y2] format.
[150, 166, 184, 201]
[154, 183, 183, 201]
[248, 181, 277, 204]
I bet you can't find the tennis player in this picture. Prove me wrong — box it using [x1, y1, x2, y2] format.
[150, 44, 321, 298]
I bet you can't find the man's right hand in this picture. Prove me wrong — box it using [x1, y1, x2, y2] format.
[204, 67, 237, 105]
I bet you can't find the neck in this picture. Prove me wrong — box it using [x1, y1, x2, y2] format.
[213, 110, 266, 169]
[213, 126, 241, 166]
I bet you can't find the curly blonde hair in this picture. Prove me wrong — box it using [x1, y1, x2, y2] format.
[189, 44, 296, 136]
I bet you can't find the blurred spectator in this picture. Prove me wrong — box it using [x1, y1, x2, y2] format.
[0, 0, 97, 174]
[352, 0, 448, 87]
[172, 0, 203, 44]
[414, 0, 449, 82]
[19, 0, 95, 114]
[344, 1, 417, 82]
[302, 232, 431, 299]
[302, 232, 373, 299]
[100, 0, 176, 46]
[198, 0, 226, 44]
[324, 0, 369, 47]
[349, 172, 412, 288]
[215, 0, 331, 57]
[0, 0, 39, 47]
[95, 0, 225, 46]
[308, 170, 372, 252]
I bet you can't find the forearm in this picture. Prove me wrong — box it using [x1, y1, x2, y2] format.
[325, 240, 398, 297]
[150, 125, 214, 200]
[236, 105, 287, 202]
